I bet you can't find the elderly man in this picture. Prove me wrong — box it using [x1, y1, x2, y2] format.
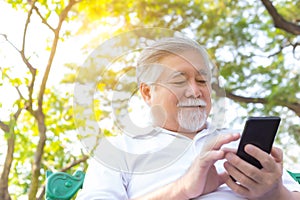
[76, 37, 300, 200]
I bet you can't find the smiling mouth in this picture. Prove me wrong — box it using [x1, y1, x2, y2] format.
[179, 105, 206, 108]
[177, 99, 207, 108]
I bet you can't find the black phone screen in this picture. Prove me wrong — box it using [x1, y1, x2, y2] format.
[236, 116, 281, 169]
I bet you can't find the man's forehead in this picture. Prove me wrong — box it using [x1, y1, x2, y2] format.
[164, 66, 209, 76]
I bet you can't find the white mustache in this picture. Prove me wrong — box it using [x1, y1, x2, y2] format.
[177, 99, 207, 107]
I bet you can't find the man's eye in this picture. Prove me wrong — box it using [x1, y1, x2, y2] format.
[172, 81, 186, 85]
[168, 77, 187, 85]
[196, 80, 207, 85]
[167, 79, 187, 86]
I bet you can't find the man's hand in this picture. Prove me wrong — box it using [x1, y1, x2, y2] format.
[178, 133, 240, 199]
[132, 133, 240, 200]
[223, 145, 287, 199]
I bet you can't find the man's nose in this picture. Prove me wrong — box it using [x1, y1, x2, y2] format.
[185, 80, 202, 98]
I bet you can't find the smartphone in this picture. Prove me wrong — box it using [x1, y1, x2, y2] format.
[236, 116, 281, 169]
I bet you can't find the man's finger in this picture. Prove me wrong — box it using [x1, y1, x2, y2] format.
[270, 147, 283, 163]
[244, 144, 275, 171]
[213, 133, 240, 150]
[224, 173, 250, 197]
[219, 171, 229, 185]
[224, 152, 263, 183]
[221, 147, 237, 154]
[197, 150, 225, 166]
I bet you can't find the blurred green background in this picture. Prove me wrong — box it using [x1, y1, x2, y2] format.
[0, 0, 299, 199]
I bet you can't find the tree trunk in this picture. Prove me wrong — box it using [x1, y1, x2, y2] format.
[28, 111, 47, 200]
[0, 122, 15, 200]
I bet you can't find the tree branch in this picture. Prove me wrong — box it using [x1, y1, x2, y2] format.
[21, 0, 37, 73]
[0, 34, 20, 54]
[0, 33, 36, 92]
[261, 0, 300, 35]
[0, 67, 26, 101]
[212, 83, 300, 117]
[20, 1, 37, 114]
[0, 108, 22, 200]
[0, 125, 14, 200]
[267, 39, 289, 58]
[61, 155, 89, 172]
[292, 42, 300, 59]
[37, 0, 78, 110]
[33, 6, 55, 32]
[225, 90, 300, 117]
[0, 121, 9, 133]
[0, 1, 37, 113]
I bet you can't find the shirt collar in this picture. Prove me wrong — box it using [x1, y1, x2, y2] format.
[154, 123, 217, 141]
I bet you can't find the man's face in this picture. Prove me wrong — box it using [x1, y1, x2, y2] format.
[141, 50, 212, 134]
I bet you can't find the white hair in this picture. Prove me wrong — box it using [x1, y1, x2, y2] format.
[136, 37, 214, 86]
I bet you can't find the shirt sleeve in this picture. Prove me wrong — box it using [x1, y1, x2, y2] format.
[76, 158, 129, 200]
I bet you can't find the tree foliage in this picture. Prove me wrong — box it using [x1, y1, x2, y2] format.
[0, 0, 299, 199]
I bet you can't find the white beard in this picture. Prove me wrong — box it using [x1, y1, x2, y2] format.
[177, 107, 207, 132]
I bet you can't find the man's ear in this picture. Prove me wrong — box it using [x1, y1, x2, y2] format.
[140, 83, 152, 105]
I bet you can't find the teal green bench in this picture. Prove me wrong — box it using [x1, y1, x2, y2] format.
[46, 170, 300, 200]
[46, 170, 85, 200]
[288, 170, 300, 184]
